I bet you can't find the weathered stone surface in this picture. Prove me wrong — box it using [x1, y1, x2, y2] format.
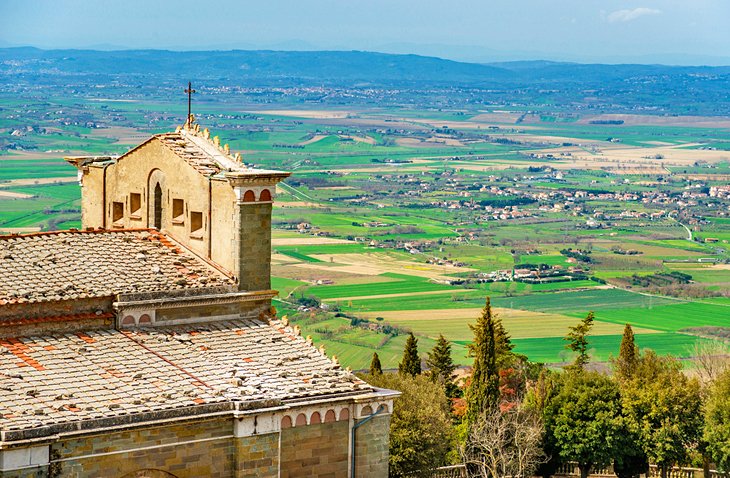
[280, 420, 350, 478]
[0, 318, 368, 441]
[52, 419, 234, 478]
[237, 203, 272, 291]
[355, 414, 392, 478]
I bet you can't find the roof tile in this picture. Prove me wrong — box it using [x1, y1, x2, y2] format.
[0, 318, 369, 436]
[0, 230, 234, 304]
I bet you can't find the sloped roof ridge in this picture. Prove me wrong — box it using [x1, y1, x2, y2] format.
[179, 129, 244, 172]
[0, 227, 154, 240]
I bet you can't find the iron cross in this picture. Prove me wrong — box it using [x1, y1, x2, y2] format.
[184, 82, 196, 121]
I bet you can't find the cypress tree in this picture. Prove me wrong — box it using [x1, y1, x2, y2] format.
[565, 311, 594, 371]
[494, 312, 515, 367]
[426, 334, 459, 398]
[399, 333, 421, 377]
[465, 297, 500, 428]
[370, 352, 383, 375]
[616, 323, 638, 381]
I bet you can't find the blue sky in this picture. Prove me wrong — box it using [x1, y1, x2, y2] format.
[1, 0, 729, 65]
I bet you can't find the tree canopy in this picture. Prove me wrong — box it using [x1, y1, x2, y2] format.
[704, 368, 730, 472]
[465, 298, 500, 427]
[399, 332, 421, 377]
[615, 323, 638, 381]
[564, 311, 594, 371]
[544, 371, 623, 478]
[426, 334, 459, 398]
[620, 351, 703, 478]
[370, 351, 383, 375]
[366, 372, 453, 477]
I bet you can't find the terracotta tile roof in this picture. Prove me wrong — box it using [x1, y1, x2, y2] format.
[0, 312, 115, 327]
[0, 229, 234, 304]
[0, 318, 369, 437]
[155, 132, 226, 176]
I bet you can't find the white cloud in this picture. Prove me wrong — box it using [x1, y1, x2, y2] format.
[607, 7, 662, 23]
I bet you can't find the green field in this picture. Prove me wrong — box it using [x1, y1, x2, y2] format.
[3, 95, 730, 370]
[510, 332, 716, 364]
[310, 273, 452, 299]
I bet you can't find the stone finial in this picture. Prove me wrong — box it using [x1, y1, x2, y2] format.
[183, 114, 196, 130]
[281, 315, 289, 326]
[213, 136, 220, 146]
[319, 345, 326, 355]
[175, 125, 182, 133]
[234, 153, 242, 162]
[293, 325, 301, 336]
[194, 124, 200, 134]
[203, 128, 210, 139]
[224, 143, 230, 154]
[332, 355, 339, 365]
[306, 335, 313, 345]
[346, 366, 352, 373]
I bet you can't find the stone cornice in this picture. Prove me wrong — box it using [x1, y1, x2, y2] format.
[0, 389, 387, 446]
[225, 171, 291, 187]
[114, 290, 277, 311]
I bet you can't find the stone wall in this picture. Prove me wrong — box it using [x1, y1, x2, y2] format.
[234, 432, 279, 478]
[0, 467, 47, 478]
[97, 139, 214, 259]
[50, 418, 234, 478]
[354, 414, 391, 478]
[0, 297, 114, 339]
[280, 421, 350, 478]
[1, 400, 394, 478]
[209, 179, 236, 273]
[236, 202, 272, 292]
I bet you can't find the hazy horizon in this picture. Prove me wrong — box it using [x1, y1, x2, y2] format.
[1, 0, 730, 66]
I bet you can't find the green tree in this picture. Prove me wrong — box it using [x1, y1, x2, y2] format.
[366, 372, 453, 477]
[370, 352, 383, 375]
[526, 369, 562, 478]
[465, 298, 500, 428]
[621, 351, 703, 478]
[494, 311, 516, 367]
[612, 414, 649, 478]
[704, 368, 730, 471]
[564, 311, 594, 371]
[399, 333, 421, 377]
[489, 282, 506, 295]
[544, 371, 623, 478]
[426, 334, 459, 398]
[615, 323, 639, 381]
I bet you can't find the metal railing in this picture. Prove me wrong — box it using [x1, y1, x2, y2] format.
[430, 464, 468, 478]
[427, 463, 730, 478]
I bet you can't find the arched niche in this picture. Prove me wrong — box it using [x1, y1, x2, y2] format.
[242, 190, 256, 202]
[310, 411, 321, 424]
[147, 169, 167, 229]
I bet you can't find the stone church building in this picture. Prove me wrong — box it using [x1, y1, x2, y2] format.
[0, 118, 395, 477]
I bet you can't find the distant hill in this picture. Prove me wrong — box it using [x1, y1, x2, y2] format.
[4, 47, 730, 88]
[2, 47, 729, 114]
[0, 47, 513, 86]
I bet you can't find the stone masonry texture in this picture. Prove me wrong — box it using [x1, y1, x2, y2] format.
[50, 419, 233, 478]
[238, 203, 272, 291]
[234, 432, 279, 478]
[280, 420, 350, 478]
[355, 414, 391, 478]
